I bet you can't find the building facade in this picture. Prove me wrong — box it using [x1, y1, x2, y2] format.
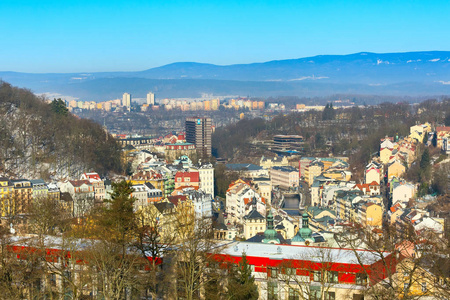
[185, 117, 212, 157]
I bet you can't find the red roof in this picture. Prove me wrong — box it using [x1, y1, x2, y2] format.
[168, 195, 187, 206]
[175, 171, 200, 182]
[366, 167, 380, 174]
[69, 180, 92, 187]
[436, 126, 450, 132]
[82, 172, 101, 181]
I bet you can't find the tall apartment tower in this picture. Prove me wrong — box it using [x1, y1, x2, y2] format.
[146, 92, 155, 105]
[185, 117, 212, 157]
[122, 93, 131, 109]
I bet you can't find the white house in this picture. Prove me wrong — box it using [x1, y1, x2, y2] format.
[392, 182, 416, 205]
[226, 180, 262, 224]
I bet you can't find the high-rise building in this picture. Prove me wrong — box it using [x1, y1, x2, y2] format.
[146, 92, 155, 105]
[122, 93, 131, 109]
[185, 117, 212, 157]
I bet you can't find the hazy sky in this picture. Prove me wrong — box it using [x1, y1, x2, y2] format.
[1, 0, 449, 73]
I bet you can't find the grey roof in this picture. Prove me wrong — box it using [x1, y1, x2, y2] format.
[314, 216, 336, 227]
[307, 206, 336, 218]
[226, 163, 263, 171]
[246, 232, 287, 244]
[154, 202, 174, 213]
[30, 179, 46, 186]
[271, 166, 298, 173]
[245, 209, 265, 220]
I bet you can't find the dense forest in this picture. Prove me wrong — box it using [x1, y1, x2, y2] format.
[0, 82, 123, 179]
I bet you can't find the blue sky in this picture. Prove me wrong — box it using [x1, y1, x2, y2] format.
[1, 0, 449, 73]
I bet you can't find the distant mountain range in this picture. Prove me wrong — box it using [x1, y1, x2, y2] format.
[1, 51, 450, 101]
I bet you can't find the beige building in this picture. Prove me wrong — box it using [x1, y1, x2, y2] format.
[365, 162, 382, 185]
[305, 162, 323, 186]
[243, 209, 266, 240]
[269, 166, 299, 189]
[122, 92, 131, 109]
[260, 156, 289, 169]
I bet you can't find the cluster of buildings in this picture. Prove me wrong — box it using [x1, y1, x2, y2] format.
[2, 112, 449, 299]
[65, 94, 295, 114]
[117, 117, 213, 161]
[67, 92, 157, 112]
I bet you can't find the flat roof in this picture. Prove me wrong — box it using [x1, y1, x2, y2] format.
[220, 241, 390, 265]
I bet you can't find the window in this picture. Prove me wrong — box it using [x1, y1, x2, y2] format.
[285, 268, 296, 276]
[49, 273, 56, 286]
[325, 292, 335, 300]
[268, 281, 278, 300]
[313, 271, 321, 282]
[327, 271, 338, 283]
[288, 288, 300, 300]
[309, 286, 321, 300]
[421, 282, 427, 292]
[356, 273, 367, 285]
[268, 267, 278, 279]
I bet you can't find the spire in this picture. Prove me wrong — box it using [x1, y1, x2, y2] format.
[263, 210, 280, 244]
[302, 212, 309, 228]
[299, 212, 313, 240]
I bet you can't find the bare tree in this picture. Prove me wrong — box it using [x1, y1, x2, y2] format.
[277, 247, 345, 300]
[171, 204, 225, 300]
[336, 222, 447, 300]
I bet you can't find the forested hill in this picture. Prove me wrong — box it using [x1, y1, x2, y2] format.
[0, 82, 123, 179]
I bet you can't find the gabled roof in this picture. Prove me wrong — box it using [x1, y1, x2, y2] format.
[167, 195, 187, 206]
[244, 209, 265, 220]
[69, 180, 92, 187]
[82, 172, 101, 181]
[175, 171, 200, 182]
[154, 202, 174, 213]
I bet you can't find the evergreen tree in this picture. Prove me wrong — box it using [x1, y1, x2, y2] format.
[50, 98, 68, 116]
[432, 132, 437, 147]
[227, 252, 259, 300]
[420, 148, 430, 170]
[322, 103, 335, 121]
[100, 180, 136, 247]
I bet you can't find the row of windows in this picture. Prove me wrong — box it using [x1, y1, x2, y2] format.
[267, 267, 367, 285]
[268, 283, 336, 300]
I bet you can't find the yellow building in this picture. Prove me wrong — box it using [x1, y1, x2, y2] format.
[321, 169, 351, 181]
[394, 257, 449, 299]
[304, 163, 323, 186]
[211, 99, 220, 110]
[0, 177, 14, 217]
[388, 160, 406, 179]
[409, 122, 431, 143]
[10, 179, 32, 215]
[359, 202, 382, 228]
[203, 100, 211, 111]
